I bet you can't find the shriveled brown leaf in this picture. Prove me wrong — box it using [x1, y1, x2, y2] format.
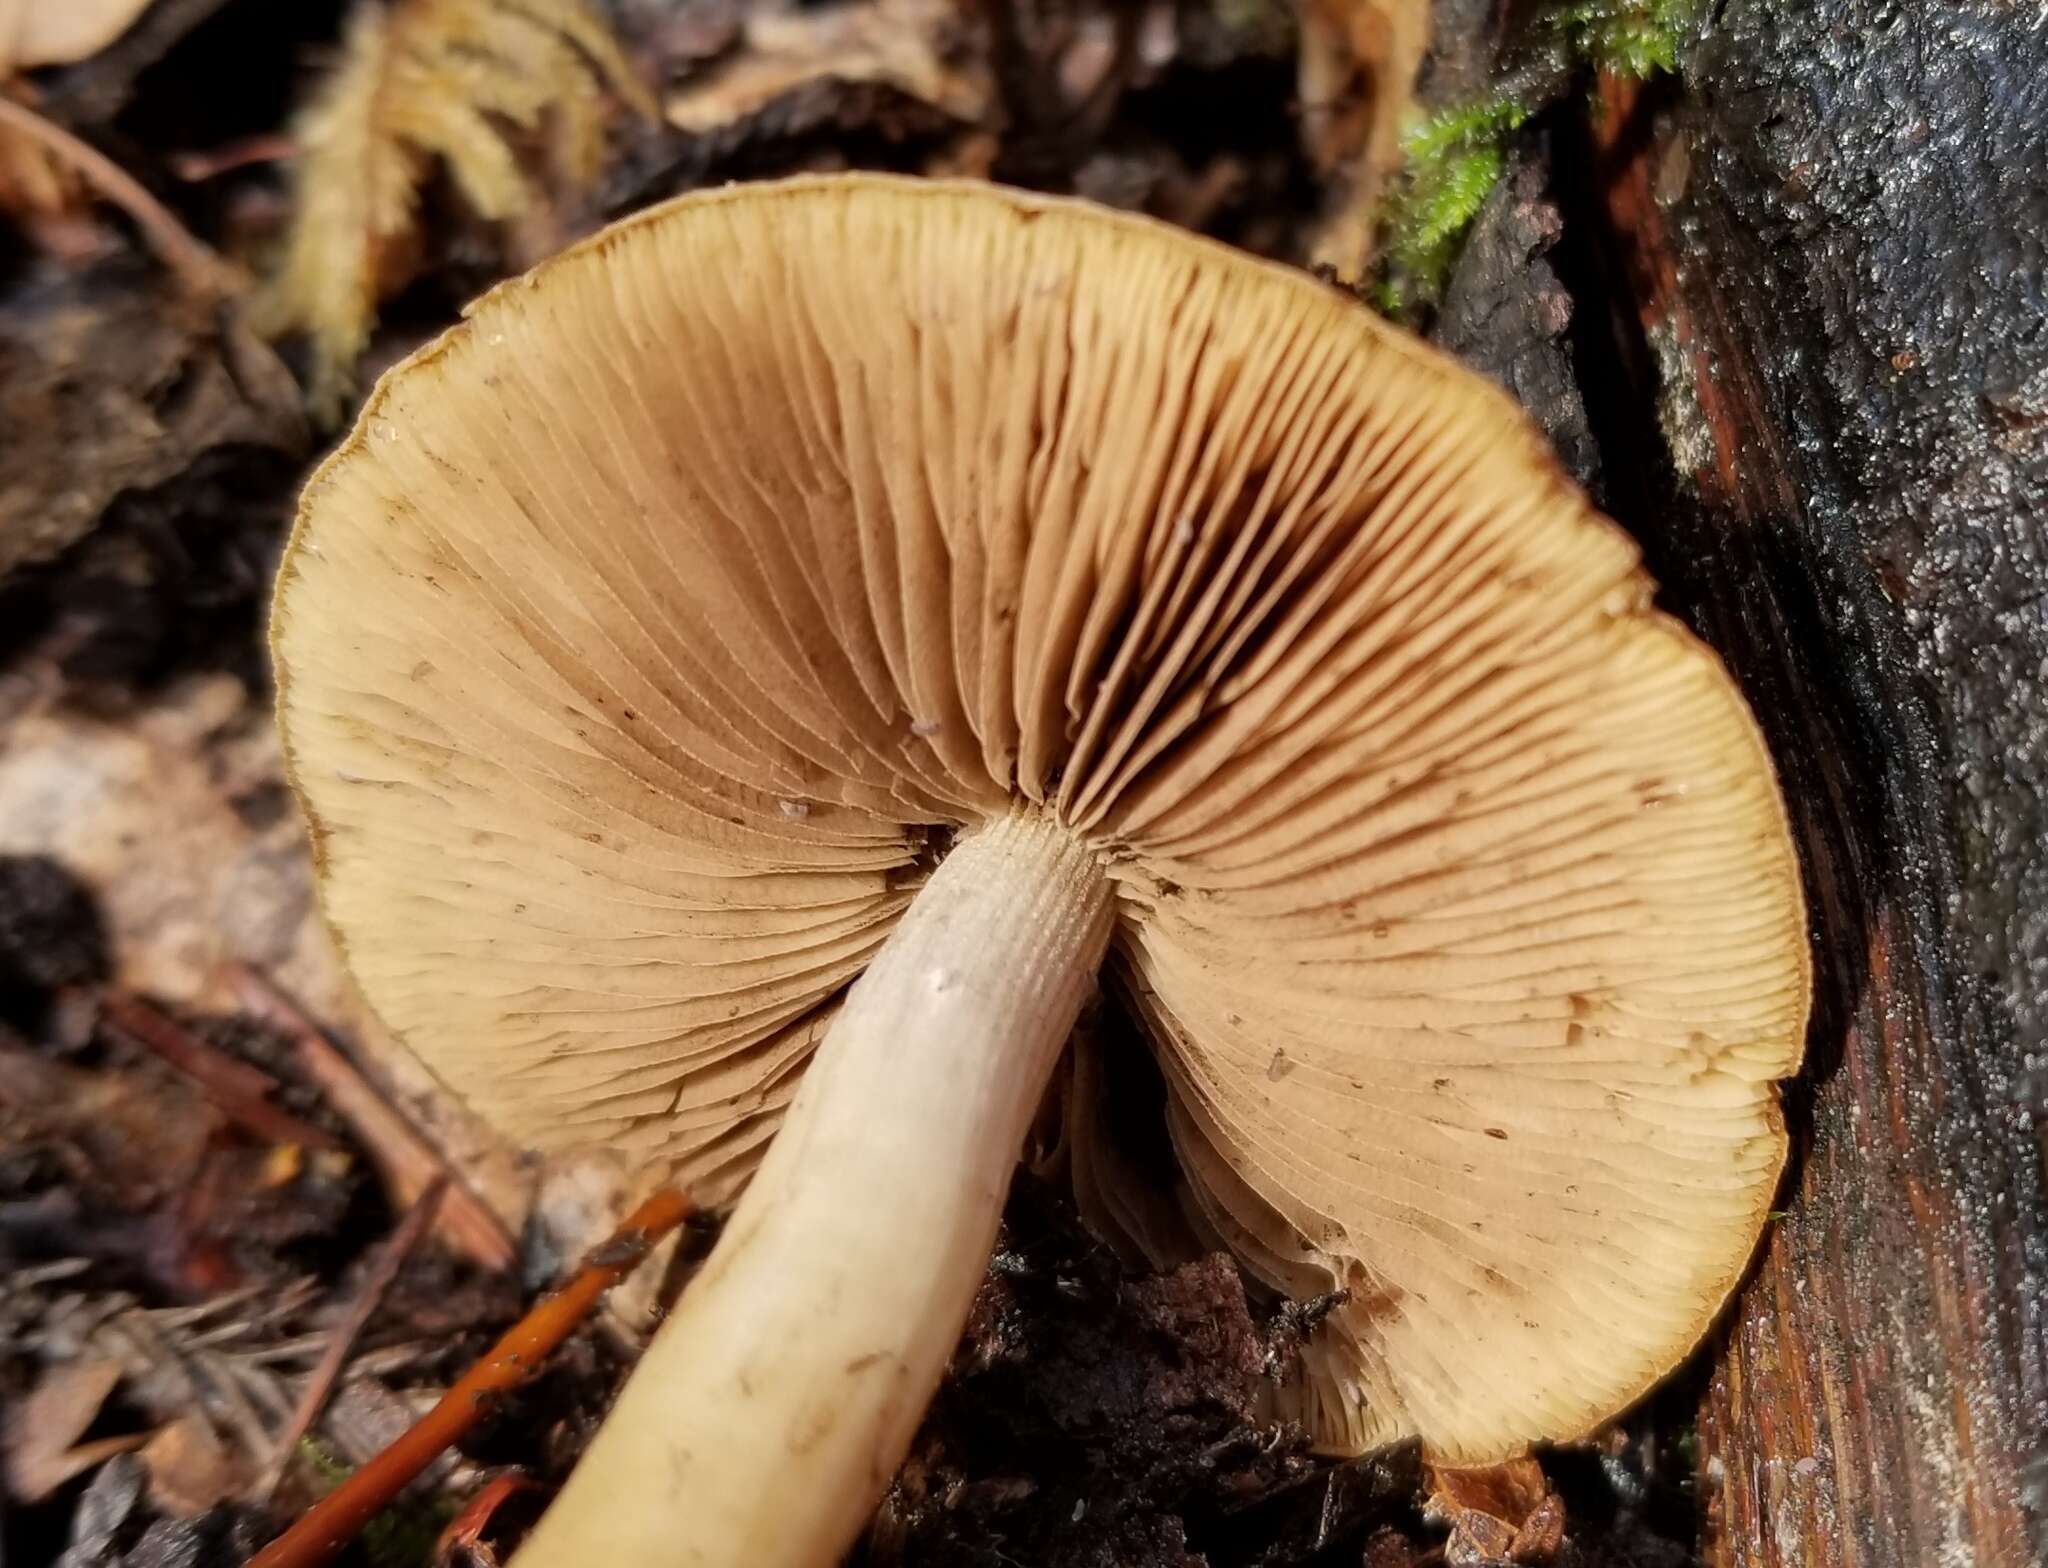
[1426, 1456, 1566, 1564]
[250, 0, 655, 424]
[663, 0, 989, 134]
[141, 1416, 250, 1518]
[0, 0, 153, 72]
[3, 1358, 148, 1503]
[1300, 0, 1432, 281]
[0, 1034, 216, 1209]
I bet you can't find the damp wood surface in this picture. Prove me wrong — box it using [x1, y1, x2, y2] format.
[1573, 5, 2048, 1563]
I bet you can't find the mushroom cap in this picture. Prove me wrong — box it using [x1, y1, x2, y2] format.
[274, 174, 1809, 1463]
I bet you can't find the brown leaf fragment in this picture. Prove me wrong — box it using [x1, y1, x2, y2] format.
[1299, 0, 1432, 281]
[0, 0, 154, 72]
[3, 1358, 148, 1503]
[663, 0, 990, 135]
[1426, 1456, 1565, 1564]
[0, 84, 90, 233]
[140, 1416, 250, 1518]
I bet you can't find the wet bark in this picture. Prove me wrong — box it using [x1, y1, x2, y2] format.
[1569, 5, 2048, 1563]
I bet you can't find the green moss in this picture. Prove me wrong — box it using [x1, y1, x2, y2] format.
[1366, 0, 1695, 317]
[1374, 94, 1530, 318]
[293, 1438, 458, 1568]
[1553, 0, 1696, 77]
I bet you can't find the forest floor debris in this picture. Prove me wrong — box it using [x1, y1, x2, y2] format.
[2, 1, 1717, 1563]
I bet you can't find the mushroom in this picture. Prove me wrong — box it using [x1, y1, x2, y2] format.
[273, 174, 1809, 1565]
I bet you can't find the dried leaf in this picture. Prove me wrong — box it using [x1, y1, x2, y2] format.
[1299, 0, 1432, 280]
[0, 81, 91, 241]
[0, 677, 341, 1006]
[0, 259, 303, 578]
[140, 1417, 250, 1518]
[663, 0, 989, 134]
[3, 1358, 147, 1503]
[1426, 1457, 1566, 1564]
[250, 0, 655, 423]
[0, 677, 534, 1231]
[0, 118, 80, 217]
[0, 0, 154, 72]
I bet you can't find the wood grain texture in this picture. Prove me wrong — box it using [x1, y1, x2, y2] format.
[1578, 5, 2048, 1559]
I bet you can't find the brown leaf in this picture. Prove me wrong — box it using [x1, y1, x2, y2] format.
[0, 0, 154, 72]
[1299, 0, 1432, 281]
[141, 1416, 250, 1517]
[3, 1359, 148, 1503]
[663, 0, 990, 135]
[0, 679, 336, 1006]
[1426, 1456, 1565, 1565]
[0, 84, 88, 228]
[0, 1035, 216, 1212]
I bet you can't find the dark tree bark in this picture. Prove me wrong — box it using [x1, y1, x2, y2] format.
[1574, 5, 2048, 1563]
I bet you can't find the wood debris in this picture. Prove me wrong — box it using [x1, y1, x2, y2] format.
[256, 1176, 448, 1499]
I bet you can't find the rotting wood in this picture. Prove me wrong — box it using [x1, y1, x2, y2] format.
[1570, 8, 2048, 1561]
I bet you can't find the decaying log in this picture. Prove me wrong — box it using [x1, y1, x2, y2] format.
[1576, 6, 2048, 1564]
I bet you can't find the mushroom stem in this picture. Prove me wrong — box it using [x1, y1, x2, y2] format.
[510, 808, 1114, 1568]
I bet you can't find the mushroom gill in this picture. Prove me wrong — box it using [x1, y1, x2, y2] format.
[274, 174, 1809, 1567]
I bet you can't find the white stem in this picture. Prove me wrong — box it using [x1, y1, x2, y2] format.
[511, 809, 1113, 1568]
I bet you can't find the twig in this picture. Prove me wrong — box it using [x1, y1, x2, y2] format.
[96, 991, 347, 1154]
[435, 1470, 541, 1557]
[0, 91, 245, 296]
[247, 1187, 693, 1568]
[100, 991, 276, 1098]
[222, 963, 518, 1274]
[169, 133, 296, 181]
[256, 1177, 449, 1501]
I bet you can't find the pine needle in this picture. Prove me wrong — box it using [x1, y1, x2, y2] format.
[249, 0, 654, 424]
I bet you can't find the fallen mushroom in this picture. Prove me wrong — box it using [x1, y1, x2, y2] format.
[272, 174, 1809, 1565]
